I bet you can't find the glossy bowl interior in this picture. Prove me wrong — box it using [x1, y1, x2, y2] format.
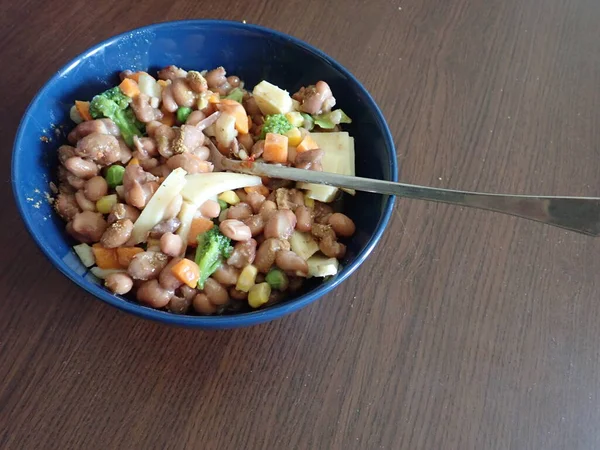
[12, 20, 397, 329]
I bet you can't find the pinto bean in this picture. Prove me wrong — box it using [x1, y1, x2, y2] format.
[171, 78, 196, 107]
[100, 219, 133, 248]
[219, 220, 252, 241]
[186, 110, 206, 126]
[259, 200, 277, 220]
[264, 210, 297, 239]
[227, 239, 257, 268]
[84, 176, 108, 202]
[132, 93, 163, 123]
[254, 238, 290, 273]
[159, 257, 184, 290]
[137, 279, 173, 308]
[227, 202, 253, 221]
[58, 145, 77, 164]
[127, 251, 169, 280]
[203, 278, 229, 306]
[186, 71, 208, 93]
[149, 218, 181, 238]
[243, 215, 265, 237]
[328, 213, 356, 237]
[69, 211, 107, 243]
[275, 250, 309, 276]
[275, 188, 304, 210]
[75, 132, 120, 166]
[200, 200, 220, 219]
[160, 232, 183, 257]
[105, 272, 134, 295]
[251, 140, 265, 158]
[295, 206, 313, 232]
[193, 293, 217, 314]
[108, 203, 140, 225]
[75, 190, 96, 212]
[245, 192, 266, 214]
[64, 156, 98, 179]
[313, 201, 334, 224]
[161, 84, 179, 113]
[166, 153, 213, 174]
[229, 287, 248, 301]
[211, 264, 240, 286]
[205, 67, 227, 89]
[55, 193, 81, 220]
[294, 148, 324, 171]
[168, 294, 193, 314]
[158, 65, 187, 80]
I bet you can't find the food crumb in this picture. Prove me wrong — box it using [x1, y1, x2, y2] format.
[40, 136, 50, 143]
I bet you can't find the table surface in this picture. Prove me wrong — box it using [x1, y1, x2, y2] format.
[2, 0, 600, 449]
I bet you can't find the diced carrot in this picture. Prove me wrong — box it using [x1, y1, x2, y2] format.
[263, 133, 288, 164]
[116, 247, 144, 268]
[208, 93, 220, 104]
[244, 185, 270, 197]
[128, 157, 140, 166]
[119, 78, 141, 98]
[157, 79, 169, 87]
[91, 244, 121, 269]
[75, 100, 92, 121]
[171, 258, 201, 288]
[187, 217, 214, 246]
[297, 135, 319, 153]
[159, 106, 176, 126]
[218, 99, 249, 134]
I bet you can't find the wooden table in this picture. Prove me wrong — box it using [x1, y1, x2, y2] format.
[2, 0, 600, 448]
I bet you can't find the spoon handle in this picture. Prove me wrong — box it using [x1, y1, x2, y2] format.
[224, 161, 600, 237]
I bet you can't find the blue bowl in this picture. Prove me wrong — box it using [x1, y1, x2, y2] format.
[11, 20, 397, 329]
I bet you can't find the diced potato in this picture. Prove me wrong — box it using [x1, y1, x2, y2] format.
[285, 127, 302, 147]
[252, 80, 293, 115]
[90, 267, 126, 280]
[307, 254, 340, 278]
[69, 105, 83, 124]
[291, 99, 301, 112]
[236, 265, 258, 292]
[248, 282, 271, 308]
[290, 231, 319, 261]
[304, 194, 315, 208]
[285, 112, 304, 127]
[96, 194, 118, 214]
[130, 168, 187, 244]
[215, 113, 238, 148]
[138, 72, 161, 98]
[297, 132, 356, 202]
[218, 190, 240, 205]
[73, 243, 95, 268]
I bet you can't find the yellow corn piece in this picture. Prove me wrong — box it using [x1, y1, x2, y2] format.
[96, 194, 118, 214]
[236, 264, 258, 292]
[285, 112, 304, 128]
[285, 127, 302, 147]
[218, 190, 240, 205]
[304, 194, 315, 208]
[128, 157, 139, 166]
[248, 282, 271, 309]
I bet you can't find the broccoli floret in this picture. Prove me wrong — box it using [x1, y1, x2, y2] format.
[224, 87, 244, 104]
[194, 227, 234, 289]
[312, 109, 352, 130]
[89, 87, 143, 146]
[259, 113, 293, 139]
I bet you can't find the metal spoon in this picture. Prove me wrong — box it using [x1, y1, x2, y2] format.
[207, 141, 600, 237]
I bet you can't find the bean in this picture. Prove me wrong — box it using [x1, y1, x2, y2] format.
[186, 110, 206, 126]
[328, 213, 356, 237]
[203, 278, 229, 306]
[314, 201, 334, 224]
[131, 93, 162, 123]
[214, 81, 232, 96]
[69, 211, 107, 243]
[58, 145, 77, 164]
[159, 257, 184, 290]
[244, 96, 261, 116]
[75, 190, 96, 212]
[84, 176, 108, 202]
[54, 193, 80, 220]
[108, 203, 140, 225]
[178, 285, 197, 301]
[211, 264, 240, 286]
[243, 215, 264, 237]
[76, 133, 121, 166]
[295, 206, 314, 232]
[137, 279, 173, 308]
[192, 146, 210, 161]
[67, 172, 85, 190]
[171, 78, 196, 108]
[229, 287, 248, 301]
[245, 192, 266, 214]
[264, 210, 297, 240]
[100, 219, 133, 248]
[105, 273, 133, 295]
[146, 120, 163, 137]
[219, 219, 252, 241]
[128, 251, 169, 280]
[259, 200, 277, 220]
[251, 140, 265, 158]
[64, 156, 98, 179]
[193, 293, 217, 314]
[319, 239, 346, 259]
[254, 238, 290, 273]
[294, 148, 324, 171]
[275, 250, 309, 276]
[275, 188, 304, 210]
[158, 65, 187, 81]
[205, 67, 227, 89]
[168, 294, 192, 314]
[160, 232, 183, 257]
[161, 84, 179, 112]
[200, 199, 220, 219]
[227, 75, 241, 88]
[227, 239, 257, 269]
[227, 202, 253, 221]
[238, 133, 254, 151]
[166, 153, 213, 174]
[186, 71, 208, 93]
[163, 194, 183, 220]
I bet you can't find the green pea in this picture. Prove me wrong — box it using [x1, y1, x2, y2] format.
[177, 106, 193, 123]
[265, 269, 289, 290]
[105, 165, 125, 188]
[218, 199, 228, 210]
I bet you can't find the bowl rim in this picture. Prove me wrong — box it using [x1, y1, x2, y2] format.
[11, 19, 398, 329]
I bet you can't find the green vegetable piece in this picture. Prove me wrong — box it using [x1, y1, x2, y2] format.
[259, 113, 293, 139]
[177, 106, 193, 123]
[217, 199, 228, 210]
[224, 88, 244, 104]
[300, 113, 314, 131]
[194, 227, 234, 289]
[105, 165, 126, 188]
[265, 268, 289, 290]
[88, 86, 143, 146]
[312, 109, 352, 130]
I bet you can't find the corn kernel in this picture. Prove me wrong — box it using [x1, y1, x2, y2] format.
[285, 127, 303, 146]
[248, 282, 271, 308]
[285, 111, 304, 127]
[304, 194, 315, 208]
[218, 190, 240, 205]
[236, 264, 258, 292]
[96, 194, 118, 214]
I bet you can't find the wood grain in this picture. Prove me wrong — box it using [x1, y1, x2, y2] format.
[2, 0, 600, 448]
